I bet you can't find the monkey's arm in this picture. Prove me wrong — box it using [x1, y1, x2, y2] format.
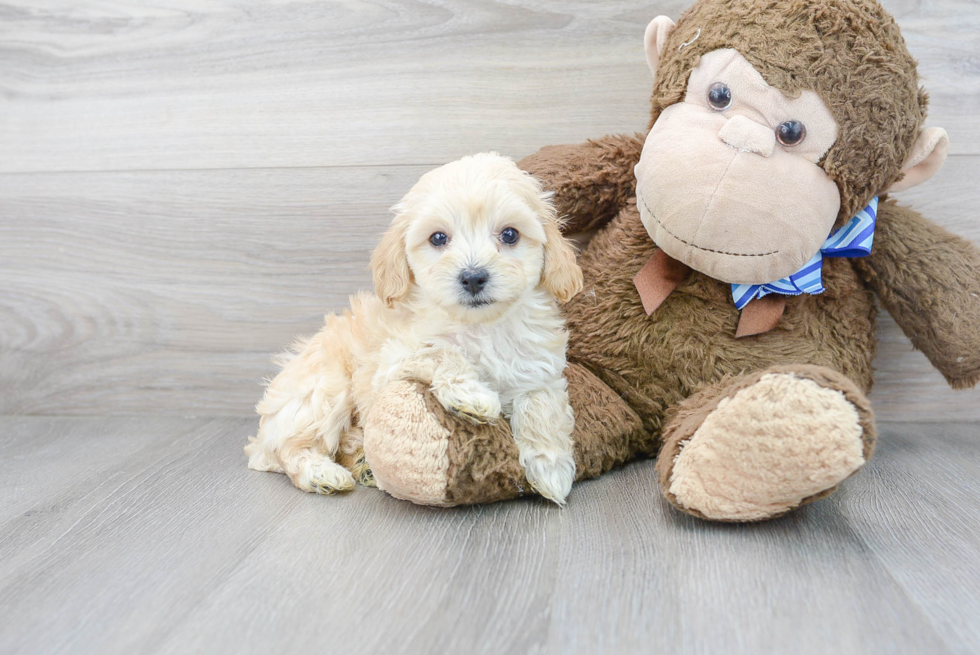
[853, 198, 980, 388]
[518, 133, 644, 233]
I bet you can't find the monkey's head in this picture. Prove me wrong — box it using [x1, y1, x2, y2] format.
[635, 0, 948, 285]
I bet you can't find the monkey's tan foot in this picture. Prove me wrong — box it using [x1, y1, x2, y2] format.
[656, 365, 876, 522]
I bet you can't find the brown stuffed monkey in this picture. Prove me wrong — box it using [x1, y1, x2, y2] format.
[361, 0, 980, 521]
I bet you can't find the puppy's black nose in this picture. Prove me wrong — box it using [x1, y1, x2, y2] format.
[459, 268, 489, 296]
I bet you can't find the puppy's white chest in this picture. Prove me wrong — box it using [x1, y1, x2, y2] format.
[447, 317, 565, 408]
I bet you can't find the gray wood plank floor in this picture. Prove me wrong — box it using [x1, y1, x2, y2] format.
[1, 417, 978, 655]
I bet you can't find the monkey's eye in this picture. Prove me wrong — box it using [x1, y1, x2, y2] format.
[429, 232, 449, 247]
[776, 120, 807, 147]
[499, 227, 520, 245]
[707, 83, 732, 110]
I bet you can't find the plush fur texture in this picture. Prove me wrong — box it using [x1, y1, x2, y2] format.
[362, 380, 454, 505]
[246, 153, 584, 504]
[518, 135, 645, 233]
[361, 0, 980, 520]
[853, 200, 980, 389]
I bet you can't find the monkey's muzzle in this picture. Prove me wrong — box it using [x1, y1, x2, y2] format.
[635, 103, 841, 285]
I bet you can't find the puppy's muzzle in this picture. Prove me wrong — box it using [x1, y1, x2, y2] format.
[459, 268, 489, 297]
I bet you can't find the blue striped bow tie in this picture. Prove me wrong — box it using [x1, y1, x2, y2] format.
[731, 197, 878, 310]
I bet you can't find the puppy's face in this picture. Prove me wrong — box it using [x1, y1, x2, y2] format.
[403, 179, 549, 322]
[372, 154, 583, 322]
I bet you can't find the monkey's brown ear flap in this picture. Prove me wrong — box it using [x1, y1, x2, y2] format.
[370, 214, 412, 307]
[644, 16, 677, 79]
[888, 127, 949, 193]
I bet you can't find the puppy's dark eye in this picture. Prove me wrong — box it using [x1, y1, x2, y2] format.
[776, 120, 806, 146]
[500, 227, 520, 245]
[429, 232, 448, 247]
[707, 82, 732, 111]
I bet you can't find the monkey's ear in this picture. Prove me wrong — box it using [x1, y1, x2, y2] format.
[887, 127, 949, 193]
[644, 16, 677, 79]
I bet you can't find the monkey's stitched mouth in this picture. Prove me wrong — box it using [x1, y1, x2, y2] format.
[638, 191, 779, 258]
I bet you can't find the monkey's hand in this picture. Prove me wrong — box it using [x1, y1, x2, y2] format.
[854, 198, 980, 389]
[518, 134, 644, 234]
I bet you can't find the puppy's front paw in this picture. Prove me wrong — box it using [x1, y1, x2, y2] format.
[449, 404, 499, 426]
[433, 380, 502, 425]
[519, 447, 576, 506]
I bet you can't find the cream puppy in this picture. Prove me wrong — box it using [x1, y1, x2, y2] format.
[245, 153, 584, 504]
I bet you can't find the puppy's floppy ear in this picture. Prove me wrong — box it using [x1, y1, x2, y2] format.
[514, 169, 584, 304]
[540, 198, 584, 304]
[371, 208, 412, 307]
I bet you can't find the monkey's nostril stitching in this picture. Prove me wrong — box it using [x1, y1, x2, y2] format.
[718, 115, 775, 157]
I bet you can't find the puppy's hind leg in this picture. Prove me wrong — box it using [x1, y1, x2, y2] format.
[244, 436, 284, 474]
[251, 332, 358, 495]
[268, 390, 357, 494]
[511, 387, 577, 505]
[335, 426, 376, 488]
[284, 448, 356, 495]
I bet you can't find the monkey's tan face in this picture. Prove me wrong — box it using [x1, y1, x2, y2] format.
[636, 49, 842, 285]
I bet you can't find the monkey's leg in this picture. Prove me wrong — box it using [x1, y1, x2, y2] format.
[361, 363, 646, 506]
[655, 365, 877, 522]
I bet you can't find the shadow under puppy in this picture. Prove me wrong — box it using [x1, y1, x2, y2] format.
[245, 153, 585, 504]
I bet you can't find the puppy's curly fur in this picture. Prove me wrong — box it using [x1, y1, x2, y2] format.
[245, 153, 584, 504]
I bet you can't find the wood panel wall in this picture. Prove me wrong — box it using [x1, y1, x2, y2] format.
[2, 0, 978, 418]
